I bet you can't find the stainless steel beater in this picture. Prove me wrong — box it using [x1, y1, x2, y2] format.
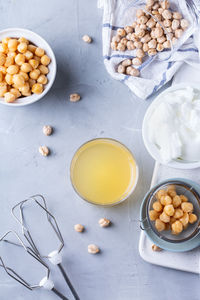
[0, 230, 69, 300]
[12, 194, 80, 300]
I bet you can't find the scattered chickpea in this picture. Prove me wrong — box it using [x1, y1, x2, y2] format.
[74, 224, 84, 232]
[70, 93, 81, 102]
[129, 67, 140, 77]
[39, 146, 49, 157]
[82, 35, 92, 43]
[152, 244, 162, 252]
[99, 218, 111, 227]
[88, 244, 100, 254]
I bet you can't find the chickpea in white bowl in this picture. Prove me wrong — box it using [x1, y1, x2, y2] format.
[0, 28, 56, 106]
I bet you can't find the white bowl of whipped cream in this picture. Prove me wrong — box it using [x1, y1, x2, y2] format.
[142, 84, 200, 169]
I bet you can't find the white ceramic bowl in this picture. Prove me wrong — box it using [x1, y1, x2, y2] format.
[0, 28, 56, 106]
[142, 83, 200, 169]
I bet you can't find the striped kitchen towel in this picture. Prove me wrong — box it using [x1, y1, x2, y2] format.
[98, 0, 200, 99]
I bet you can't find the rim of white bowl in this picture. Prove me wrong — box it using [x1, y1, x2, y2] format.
[0, 28, 56, 107]
[142, 83, 200, 169]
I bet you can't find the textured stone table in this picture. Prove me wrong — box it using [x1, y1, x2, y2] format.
[0, 1, 199, 300]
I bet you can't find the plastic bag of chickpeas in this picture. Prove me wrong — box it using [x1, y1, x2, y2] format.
[99, 0, 198, 99]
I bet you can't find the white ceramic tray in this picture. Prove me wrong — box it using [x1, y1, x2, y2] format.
[139, 162, 200, 274]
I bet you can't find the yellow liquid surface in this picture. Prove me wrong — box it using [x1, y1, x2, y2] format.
[71, 139, 137, 205]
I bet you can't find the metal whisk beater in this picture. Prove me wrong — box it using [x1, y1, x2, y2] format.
[0, 231, 70, 300]
[12, 194, 80, 300]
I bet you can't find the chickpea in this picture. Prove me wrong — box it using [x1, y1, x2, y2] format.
[164, 204, 174, 216]
[0, 53, 6, 66]
[163, 19, 172, 28]
[10, 88, 21, 98]
[7, 51, 16, 59]
[111, 41, 118, 50]
[2, 37, 10, 45]
[172, 19, 180, 31]
[132, 21, 137, 28]
[19, 71, 29, 81]
[172, 220, 183, 234]
[29, 69, 40, 80]
[172, 37, 177, 45]
[150, 28, 157, 39]
[141, 33, 151, 43]
[117, 64, 126, 74]
[129, 67, 140, 77]
[153, 201, 163, 212]
[156, 189, 167, 200]
[120, 38, 128, 46]
[181, 19, 189, 30]
[160, 0, 170, 9]
[162, 9, 172, 20]
[112, 35, 121, 43]
[21, 63, 33, 73]
[24, 50, 33, 60]
[0, 43, 8, 53]
[124, 26, 133, 34]
[4, 92, 16, 103]
[173, 208, 183, 219]
[137, 16, 148, 24]
[121, 59, 132, 67]
[20, 83, 31, 96]
[27, 44, 36, 53]
[0, 66, 7, 74]
[7, 65, 19, 75]
[172, 195, 181, 208]
[135, 27, 145, 38]
[132, 57, 142, 66]
[8, 39, 18, 51]
[146, 0, 154, 6]
[175, 29, 183, 38]
[13, 74, 25, 88]
[163, 40, 171, 48]
[180, 212, 189, 227]
[126, 41, 135, 50]
[126, 33, 132, 41]
[117, 43, 126, 51]
[168, 189, 176, 197]
[35, 47, 45, 57]
[17, 42, 28, 54]
[157, 36, 166, 44]
[38, 65, 49, 75]
[29, 59, 39, 69]
[152, 244, 162, 251]
[160, 211, 170, 223]
[181, 202, 193, 213]
[0, 82, 7, 96]
[154, 27, 163, 38]
[0, 71, 3, 82]
[157, 43, 164, 52]
[117, 28, 126, 37]
[41, 55, 51, 66]
[143, 43, 149, 52]
[189, 213, 197, 224]
[173, 12, 182, 20]
[126, 66, 133, 75]
[146, 18, 156, 29]
[140, 24, 147, 30]
[170, 216, 176, 225]
[5, 74, 13, 85]
[158, 8, 164, 14]
[160, 195, 172, 206]
[179, 195, 188, 202]
[148, 39, 157, 49]
[166, 33, 174, 40]
[152, 3, 159, 10]
[18, 37, 29, 44]
[155, 219, 165, 231]
[32, 83, 43, 94]
[4, 56, 14, 67]
[33, 55, 41, 63]
[136, 9, 144, 18]
[136, 49, 145, 58]
[28, 78, 36, 88]
[149, 210, 159, 221]
[134, 41, 142, 49]
[148, 49, 157, 56]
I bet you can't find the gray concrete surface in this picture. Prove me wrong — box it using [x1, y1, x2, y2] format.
[0, 1, 199, 300]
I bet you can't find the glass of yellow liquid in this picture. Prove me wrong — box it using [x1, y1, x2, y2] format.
[70, 138, 139, 206]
